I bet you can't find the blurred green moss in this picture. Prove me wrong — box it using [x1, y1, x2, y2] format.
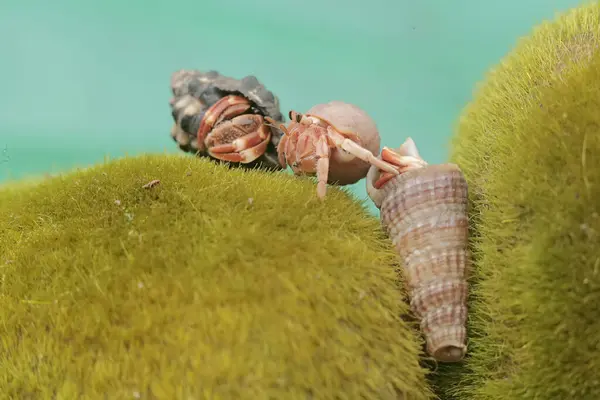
[432, 3, 600, 399]
[0, 154, 433, 399]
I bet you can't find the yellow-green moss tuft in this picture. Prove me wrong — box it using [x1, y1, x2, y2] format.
[432, 3, 600, 399]
[0, 154, 434, 399]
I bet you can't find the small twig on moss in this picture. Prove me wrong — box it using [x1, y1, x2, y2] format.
[142, 179, 160, 189]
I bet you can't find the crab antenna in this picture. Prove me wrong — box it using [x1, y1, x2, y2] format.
[264, 116, 289, 135]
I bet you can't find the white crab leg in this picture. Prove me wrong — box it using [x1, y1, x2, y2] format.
[327, 127, 399, 175]
[381, 150, 429, 171]
[315, 135, 331, 199]
[380, 137, 429, 171]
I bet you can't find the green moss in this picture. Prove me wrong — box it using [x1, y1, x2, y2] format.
[0, 154, 433, 399]
[432, 3, 600, 399]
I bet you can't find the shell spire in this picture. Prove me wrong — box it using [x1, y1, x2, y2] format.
[366, 138, 470, 363]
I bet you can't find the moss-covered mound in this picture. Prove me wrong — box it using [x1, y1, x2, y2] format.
[432, 3, 600, 399]
[0, 154, 433, 399]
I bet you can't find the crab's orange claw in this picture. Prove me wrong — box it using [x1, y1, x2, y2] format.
[373, 142, 429, 189]
[381, 147, 411, 168]
[381, 147, 428, 170]
[374, 149, 405, 189]
[374, 171, 397, 189]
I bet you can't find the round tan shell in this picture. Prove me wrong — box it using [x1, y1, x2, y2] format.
[306, 101, 381, 185]
[367, 163, 469, 362]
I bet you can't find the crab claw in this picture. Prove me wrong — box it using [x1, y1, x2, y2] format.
[366, 138, 429, 207]
[373, 138, 428, 189]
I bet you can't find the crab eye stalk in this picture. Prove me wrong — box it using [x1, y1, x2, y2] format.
[288, 110, 303, 123]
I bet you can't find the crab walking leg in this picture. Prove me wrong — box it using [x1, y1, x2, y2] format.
[374, 147, 429, 189]
[276, 134, 289, 168]
[315, 135, 331, 199]
[209, 139, 270, 163]
[381, 146, 428, 169]
[208, 131, 270, 154]
[285, 132, 303, 171]
[264, 116, 291, 168]
[326, 127, 399, 175]
[375, 171, 399, 189]
[198, 96, 251, 145]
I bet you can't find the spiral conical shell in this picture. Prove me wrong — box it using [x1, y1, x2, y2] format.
[370, 163, 469, 362]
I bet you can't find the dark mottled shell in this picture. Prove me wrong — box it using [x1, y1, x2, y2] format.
[169, 69, 284, 170]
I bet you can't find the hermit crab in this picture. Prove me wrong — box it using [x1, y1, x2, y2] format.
[265, 101, 399, 199]
[366, 138, 470, 363]
[169, 69, 284, 170]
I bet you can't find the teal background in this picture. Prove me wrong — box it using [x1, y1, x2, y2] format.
[0, 0, 584, 208]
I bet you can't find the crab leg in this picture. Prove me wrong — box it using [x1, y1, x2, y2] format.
[375, 172, 397, 189]
[276, 134, 289, 168]
[264, 116, 292, 168]
[374, 139, 429, 189]
[381, 147, 428, 170]
[208, 130, 270, 154]
[264, 116, 288, 135]
[301, 112, 362, 142]
[326, 127, 399, 175]
[198, 95, 251, 145]
[315, 135, 331, 199]
[283, 130, 301, 170]
[209, 139, 270, 163]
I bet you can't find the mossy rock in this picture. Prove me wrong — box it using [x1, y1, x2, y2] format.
[0, 154, 434, 399]
[432, 3, 600, 399]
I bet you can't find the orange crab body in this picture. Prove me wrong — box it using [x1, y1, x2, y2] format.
[269, 101, 399, 199]
[169, 69, 284, 169]
[197, 95, 272, 164]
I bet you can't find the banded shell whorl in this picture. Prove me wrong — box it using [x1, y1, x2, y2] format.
[369, 163, 470, 363]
